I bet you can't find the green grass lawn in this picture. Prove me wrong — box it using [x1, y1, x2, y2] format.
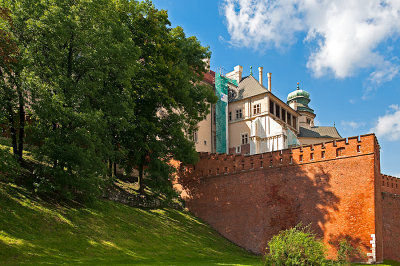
[0, 182, 262, 265]
[0, 138, 399, 266]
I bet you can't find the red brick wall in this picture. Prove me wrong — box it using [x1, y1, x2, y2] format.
[381, 173, 400, 262]
[228, 144, 250, 155]
[177, 134, 383, 262]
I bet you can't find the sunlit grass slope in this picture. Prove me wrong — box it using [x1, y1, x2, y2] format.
[0, 182, 262, 265]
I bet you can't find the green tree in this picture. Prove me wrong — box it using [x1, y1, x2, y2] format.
[0, 6, 26, 161]
[119, 0, 216, 194]
[1, 0, 216, 201]
[2, 0, 138, 201]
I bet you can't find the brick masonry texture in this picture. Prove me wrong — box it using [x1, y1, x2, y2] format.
[382, 183, 400, 261]
[176, 134, 399, 263]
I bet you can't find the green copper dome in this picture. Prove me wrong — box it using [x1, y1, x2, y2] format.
[287, 83, 310, 102]
[287, 82, 314, 114]
[287, 89, 310, 102]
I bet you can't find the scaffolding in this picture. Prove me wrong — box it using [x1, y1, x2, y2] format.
[215, 73, 238, 154]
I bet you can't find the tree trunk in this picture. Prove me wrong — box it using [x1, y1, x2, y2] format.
[7, 105, 17, 156]
[108, 160, 112, 177]
[138, 164, 145, 194]
[113, 162, 117, 177]
[52, 122, 58, 168]
[17, 87, 24, 161]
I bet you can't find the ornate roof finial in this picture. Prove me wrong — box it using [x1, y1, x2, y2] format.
[250, 66, 253, 76]
[297, 82, 300, 90]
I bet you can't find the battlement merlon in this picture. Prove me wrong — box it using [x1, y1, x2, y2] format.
[185, 134, 380, 177]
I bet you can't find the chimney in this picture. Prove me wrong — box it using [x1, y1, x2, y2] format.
[258, 67, 263, 86]
[226, 65, 243, 83]
[267, 72, 272, 91]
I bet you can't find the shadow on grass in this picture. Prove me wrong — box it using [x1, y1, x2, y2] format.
[0, 182, 262, 265]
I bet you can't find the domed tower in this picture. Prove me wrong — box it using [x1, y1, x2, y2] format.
[287, 82, 315, 127]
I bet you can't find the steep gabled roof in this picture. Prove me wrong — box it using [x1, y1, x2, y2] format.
[298, 126, 341, 139]
[229, 75, 268, 102]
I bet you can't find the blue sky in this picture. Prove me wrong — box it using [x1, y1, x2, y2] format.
[152, 0, 400, 177]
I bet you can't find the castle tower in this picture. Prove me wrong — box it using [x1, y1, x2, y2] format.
[287, 82, 315, 127]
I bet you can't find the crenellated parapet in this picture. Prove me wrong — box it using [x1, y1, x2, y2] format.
[381, 174, 400, 195]
[183, 133, 379, 178]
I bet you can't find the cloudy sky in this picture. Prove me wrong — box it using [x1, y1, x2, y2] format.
[153, 0, 400, 176]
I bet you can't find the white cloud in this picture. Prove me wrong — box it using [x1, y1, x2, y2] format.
[341, 121, 366, 130]
[221, 0, 400, 80]
[371, 104, 400, 141]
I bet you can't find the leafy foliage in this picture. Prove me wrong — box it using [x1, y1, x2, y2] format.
[336, 239, 367, 265]
[0, 146, 20, 182]
[264, 224, 327, 266]
[0, 0, 216, 202]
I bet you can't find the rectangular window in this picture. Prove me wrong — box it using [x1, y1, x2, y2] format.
[282, 109, 286, 123]
[269, 100, 274, 114]
[293, 117, 297, 128]
[229, 111, 232, 121]
[300, 154, 303, 162]
[336, 147, 345, 157]
[193, 131, 198, 143]
[275, 104, 280, 119]
[321, 151, 325, 158]
[253, 103, 261, 115]
[236, 109, 242, 119]
[236, 146, 241, 153]
[310, 153, 314, 160]
[287, 113, 292, 126]
[357, 145, 361, 153]
[306, 118, 311, 125]
[241, 133, 248, 145]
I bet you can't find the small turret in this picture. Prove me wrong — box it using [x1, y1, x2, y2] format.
[287, 82, 315, 127]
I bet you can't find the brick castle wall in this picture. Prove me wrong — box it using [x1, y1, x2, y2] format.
[177, 134, 384, 263]
[381, 174, 400, 261]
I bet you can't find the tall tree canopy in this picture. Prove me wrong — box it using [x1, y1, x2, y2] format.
[0, 0, 216, 202]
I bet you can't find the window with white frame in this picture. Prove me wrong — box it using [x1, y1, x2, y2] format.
[236, 146, 241, 153]
[253, 103, 261, 115]
[241, 133, 248, 145]
[236, 109, 242, 119]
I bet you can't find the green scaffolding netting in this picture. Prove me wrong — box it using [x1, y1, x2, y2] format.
[215, 73, 238, 154]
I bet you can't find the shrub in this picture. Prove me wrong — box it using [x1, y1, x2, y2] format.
[264, 224, 328, 266]
[336, 239, 366, 264]
[0, 147, 20, 182]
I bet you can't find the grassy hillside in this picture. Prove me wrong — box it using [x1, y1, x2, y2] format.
[0, 138, 398, 266]
[0, 181, 262, 265]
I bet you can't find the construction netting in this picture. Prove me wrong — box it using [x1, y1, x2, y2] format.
[215, 73, 238, 154]
[287, 128, 300, 147]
